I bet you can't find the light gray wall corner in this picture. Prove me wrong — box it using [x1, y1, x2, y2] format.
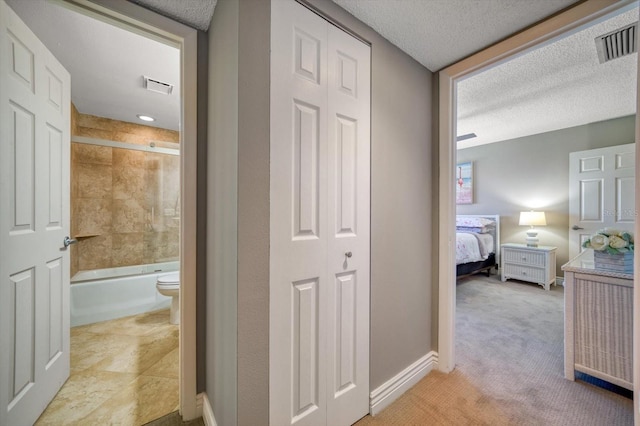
[196, 29, 209, 394]
[300, 0, 435, 391]
[431, 73, 440, 350]
[457, 115, 636, 276]
[237, 0, 271, 424]
[206, 0, 239, 424]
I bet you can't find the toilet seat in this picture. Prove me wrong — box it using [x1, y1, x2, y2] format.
[157, 271, 179, 285]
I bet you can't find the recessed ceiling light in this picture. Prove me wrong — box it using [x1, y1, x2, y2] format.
[137, 114, 155, 122]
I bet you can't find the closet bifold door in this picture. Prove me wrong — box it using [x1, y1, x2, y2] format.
[269, 1, 371, 425]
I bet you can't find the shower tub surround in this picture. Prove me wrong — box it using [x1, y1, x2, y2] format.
[70, 105, 180, 277]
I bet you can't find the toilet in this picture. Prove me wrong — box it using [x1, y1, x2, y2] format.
[156, 271, 180, 324]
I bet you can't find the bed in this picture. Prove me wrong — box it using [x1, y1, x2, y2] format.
[456, 215, 500, 278]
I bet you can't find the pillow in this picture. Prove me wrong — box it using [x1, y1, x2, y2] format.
[456, 226, 486, 234]
[456, 217, 496, 234]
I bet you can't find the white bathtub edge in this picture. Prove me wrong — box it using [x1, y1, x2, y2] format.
[71, 270, 174, 327]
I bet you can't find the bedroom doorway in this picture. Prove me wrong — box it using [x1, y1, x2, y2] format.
[439, 0, 639, 421]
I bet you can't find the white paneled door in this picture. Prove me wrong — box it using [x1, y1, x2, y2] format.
[270, 1, 371, 425]
[569, 143, 635, 259]
[0, 1, 71, 425]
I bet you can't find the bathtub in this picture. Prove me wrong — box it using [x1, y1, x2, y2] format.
[70, 261, 178, 327]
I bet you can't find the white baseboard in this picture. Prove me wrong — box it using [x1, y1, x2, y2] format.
[556, 276, 564, 287]
[198, 392, 217, 426]
[369, 351, 438, 416]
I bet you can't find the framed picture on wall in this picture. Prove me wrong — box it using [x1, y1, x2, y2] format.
[456, 161, 473, 204]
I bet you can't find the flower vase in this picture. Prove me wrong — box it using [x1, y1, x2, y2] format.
[593, 250, 634, 274]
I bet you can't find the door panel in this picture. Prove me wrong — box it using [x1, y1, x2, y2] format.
[326, 21, 370, 426]
[292, 278, 320, 421]
[569, 143, 635, 259]
[270, 2, 328, 425]
[47, 124, 64, 228]
[270, 1, 370, 425]
[617, 177, 635, 223]
[579, 179, 602, 221]
[334, 271, 356, 395]
[335, 116, 357, 236]
[293, 101, 321, 240]
[1, 1, 71, 424]
[10, 102, 36, 231]
[10, 268, 36, 399]
[46, 257, 64, 363]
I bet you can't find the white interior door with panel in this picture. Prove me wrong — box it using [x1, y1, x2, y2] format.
[325, 22, 370, 426]
[569, 143, 635, 260]
[270, 1, 370, 425]
[0, 1, 71, 424]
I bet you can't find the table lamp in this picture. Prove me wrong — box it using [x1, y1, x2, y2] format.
[519, 211, 546, 247]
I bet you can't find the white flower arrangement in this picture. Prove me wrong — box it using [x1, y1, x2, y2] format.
[582, 228, 634, 254]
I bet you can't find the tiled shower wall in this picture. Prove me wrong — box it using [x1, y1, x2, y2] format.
[70, 104, 180, 277]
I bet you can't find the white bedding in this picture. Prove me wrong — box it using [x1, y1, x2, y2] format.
[456, 232, 494, 265]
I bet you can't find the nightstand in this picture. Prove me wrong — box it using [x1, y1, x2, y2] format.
[501, 243, 557, 290]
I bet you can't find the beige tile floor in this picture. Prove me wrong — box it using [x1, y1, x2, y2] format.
[35, 309, 179, 426]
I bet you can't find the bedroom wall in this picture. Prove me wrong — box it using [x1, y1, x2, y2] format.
[456, 115, 636, 277]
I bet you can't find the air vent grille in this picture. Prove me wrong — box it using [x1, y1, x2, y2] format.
[143, 76, 174, 95]
[595, 22, 637, 64]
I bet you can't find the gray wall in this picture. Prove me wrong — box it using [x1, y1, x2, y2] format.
[207, 0, 239, 424]
[236, 0, 270, 424]
[457, 115, 636, 276]
[206, 0, 434, 423]
[206, 0, 271, 424]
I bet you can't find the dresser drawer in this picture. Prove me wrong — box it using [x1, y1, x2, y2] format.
[501, 244, 556, 290]
[503, 248, 546, 267]
[503, 263, 546, 283]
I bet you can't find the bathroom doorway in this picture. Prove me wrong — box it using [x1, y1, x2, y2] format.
[3, 0, 199, 422]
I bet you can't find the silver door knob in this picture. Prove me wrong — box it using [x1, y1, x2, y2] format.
[572, 225, 584, 230]
[345, 252, 352, 258]
[63, 236, 78, 247]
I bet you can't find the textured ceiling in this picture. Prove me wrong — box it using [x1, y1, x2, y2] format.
[457, 6, 639, 149]
[334, 0, 638, 149]
[129, 0, 217, 31]
[332, 0, 580, 72]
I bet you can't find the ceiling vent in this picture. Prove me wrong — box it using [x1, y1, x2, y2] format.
[143, 76, 174, 95]
[595, 22, 637, 64]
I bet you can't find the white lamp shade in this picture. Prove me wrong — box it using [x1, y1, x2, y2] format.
[519, 211, 547, 227]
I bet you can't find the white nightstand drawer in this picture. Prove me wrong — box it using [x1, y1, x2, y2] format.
[501, 243, 557, 290]
[503, 264, 545, 283]
[503, 249, 546, 267]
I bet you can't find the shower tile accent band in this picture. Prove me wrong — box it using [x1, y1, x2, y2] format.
[72, 135, 179, 156]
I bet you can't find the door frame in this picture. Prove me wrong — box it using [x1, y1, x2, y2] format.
[438, 0, 636, 403]
[58, 0, 200, 420]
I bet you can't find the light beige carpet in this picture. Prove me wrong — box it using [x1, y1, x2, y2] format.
[357, 275, 633, 426]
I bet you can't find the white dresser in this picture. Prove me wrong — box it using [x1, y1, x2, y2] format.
[562, 249, 633, 390]
[501, 243, 557, 290]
